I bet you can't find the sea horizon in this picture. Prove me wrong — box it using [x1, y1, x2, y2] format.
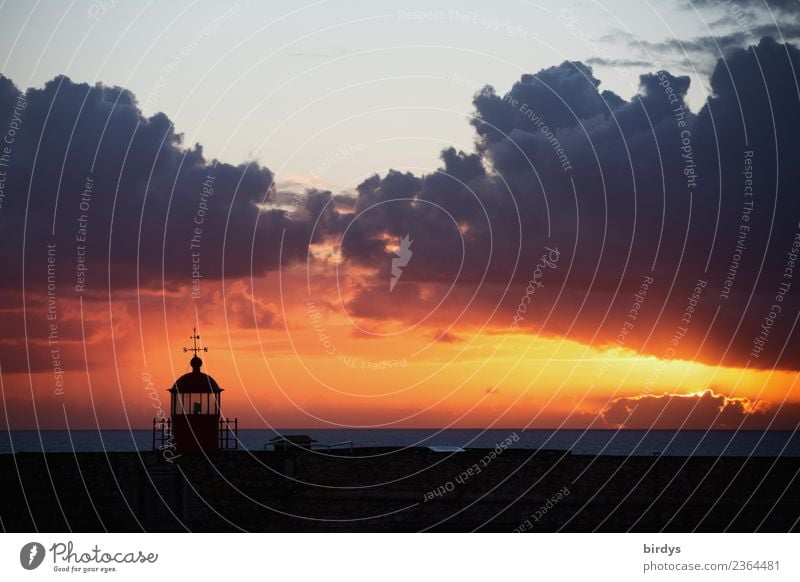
[3, 428, 798, 457]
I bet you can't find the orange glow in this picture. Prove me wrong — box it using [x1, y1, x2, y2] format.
[4, 271, 798, 431]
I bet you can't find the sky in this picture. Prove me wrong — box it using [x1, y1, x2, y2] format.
[0, 0, 743, 189]
[1, 0, 800, 431]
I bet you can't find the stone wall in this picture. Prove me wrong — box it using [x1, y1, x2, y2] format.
[1, 449, 797, 532]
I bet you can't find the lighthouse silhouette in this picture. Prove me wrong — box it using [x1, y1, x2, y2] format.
[159, 327, 237, 453]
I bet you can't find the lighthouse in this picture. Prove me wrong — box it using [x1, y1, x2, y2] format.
[155, 328, 237, 453]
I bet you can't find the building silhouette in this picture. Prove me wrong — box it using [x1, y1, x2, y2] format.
[154, 328, 237, 453]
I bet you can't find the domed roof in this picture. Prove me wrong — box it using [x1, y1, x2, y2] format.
[168, 356, 223, 393]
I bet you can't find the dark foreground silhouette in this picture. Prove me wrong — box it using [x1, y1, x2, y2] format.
[1, 448, 797, 532]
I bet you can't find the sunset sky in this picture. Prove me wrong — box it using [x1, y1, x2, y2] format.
[1, 0, 800, 431]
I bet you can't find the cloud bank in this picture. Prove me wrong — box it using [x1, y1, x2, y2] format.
[2, 36, 800, 375]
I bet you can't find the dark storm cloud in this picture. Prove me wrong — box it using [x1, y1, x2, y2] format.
[323, 37, 800, 370]
[0, 74, 318, 296]
[602, 389, 800, 429]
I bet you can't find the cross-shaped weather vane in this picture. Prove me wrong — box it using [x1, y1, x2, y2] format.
[183, 326, 208, 356]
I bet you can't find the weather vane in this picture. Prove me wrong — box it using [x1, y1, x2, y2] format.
[183, 326, 208, 356]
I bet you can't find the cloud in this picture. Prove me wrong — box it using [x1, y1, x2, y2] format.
[0, 74, 324, 374]
[3, 36, 800, 373]
[320, 37, 800, 370]
[632, 24, 800, 58]
[432, 330, 464, 344]
[207, 281, 281, 330]
[615, 0, 800, 73]
[0, 74, 318, 295]
[0, 296, 130, 373]
[602, 389, 800, 429]
[624, 0, 800, 71]
[585, 57, 655, 68]
[689, 0, 800, 15]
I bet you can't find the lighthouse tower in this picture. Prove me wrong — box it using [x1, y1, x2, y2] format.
[167, 328, 224, 453]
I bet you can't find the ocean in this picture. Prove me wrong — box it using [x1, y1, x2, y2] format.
[1, 429, 798, 457]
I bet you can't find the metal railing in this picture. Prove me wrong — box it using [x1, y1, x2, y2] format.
[152, 418, 174, 451]
[263, 440, 354, 452]
[315, 440, 353, 452]
[218, 417, 239, 450]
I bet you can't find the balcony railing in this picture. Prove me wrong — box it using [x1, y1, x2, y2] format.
[151, 417, 239, 450]
[218, 417, 239, 450]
